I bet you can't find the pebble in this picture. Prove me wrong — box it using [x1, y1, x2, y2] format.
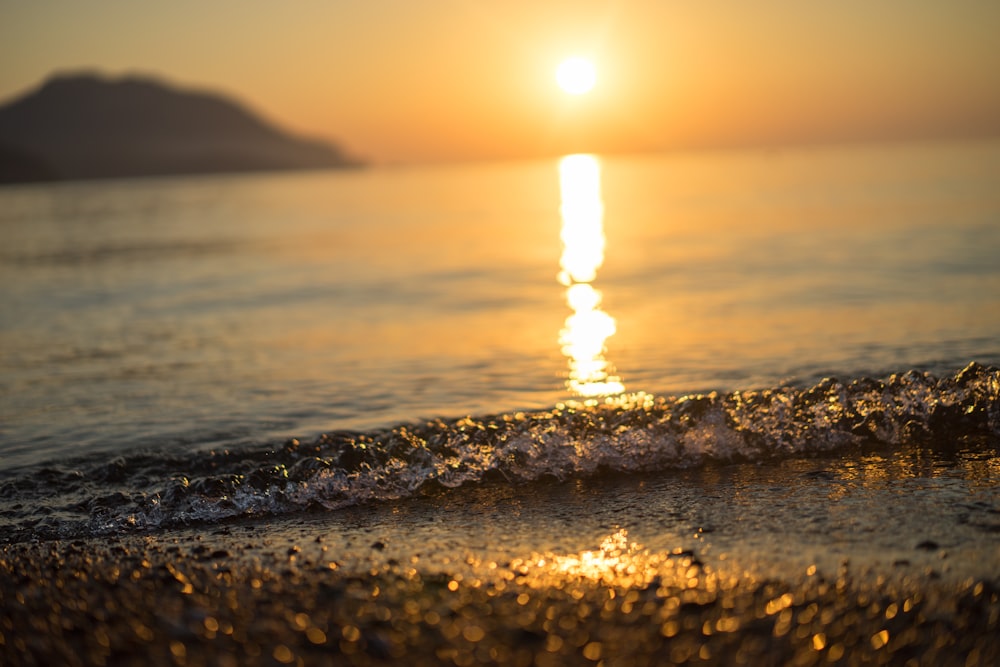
[1, 532, 997, 666]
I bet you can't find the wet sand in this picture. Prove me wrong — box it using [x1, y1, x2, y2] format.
[2, 449, 999, 666]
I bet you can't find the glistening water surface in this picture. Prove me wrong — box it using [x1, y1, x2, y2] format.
[2, 141, 1000, 667]
[1, 139, 999, 475]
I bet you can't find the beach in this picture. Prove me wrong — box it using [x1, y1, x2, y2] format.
[2, 142, 999, 666]
[3, 444, 998, 666]
[3, 6, 1000, 665]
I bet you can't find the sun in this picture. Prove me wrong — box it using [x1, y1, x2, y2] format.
[556, 57, 597, 95]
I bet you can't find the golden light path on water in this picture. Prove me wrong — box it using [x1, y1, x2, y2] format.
[558, 154, 625, 398]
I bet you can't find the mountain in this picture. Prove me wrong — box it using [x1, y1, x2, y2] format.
[0, 72, 361, 183]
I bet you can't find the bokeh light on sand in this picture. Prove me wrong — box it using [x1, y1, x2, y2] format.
[521, 529, 661, 589]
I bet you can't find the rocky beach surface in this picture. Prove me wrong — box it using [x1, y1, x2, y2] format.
[3, 446, 998, 666]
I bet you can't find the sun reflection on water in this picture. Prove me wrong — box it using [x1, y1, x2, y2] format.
[558, 154, 625, 398]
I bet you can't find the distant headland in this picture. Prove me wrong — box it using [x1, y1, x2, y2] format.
[0, 72, 362, 184]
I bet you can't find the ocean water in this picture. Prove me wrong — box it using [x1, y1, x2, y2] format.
[1, 139, 999, 541]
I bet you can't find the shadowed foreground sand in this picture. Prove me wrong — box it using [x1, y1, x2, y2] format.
[2, 451, 998, 665]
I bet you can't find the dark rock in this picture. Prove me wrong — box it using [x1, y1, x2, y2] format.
[0, 72, 363, 184]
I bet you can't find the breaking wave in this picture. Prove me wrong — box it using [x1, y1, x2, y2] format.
[2, 363, 998, 543]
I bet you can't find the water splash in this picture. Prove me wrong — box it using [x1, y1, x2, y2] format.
[1, 364, 997, 543]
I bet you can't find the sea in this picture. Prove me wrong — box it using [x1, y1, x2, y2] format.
[1, 139, 999, 543]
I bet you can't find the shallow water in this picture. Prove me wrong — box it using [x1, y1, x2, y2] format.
[3, 140, 999, 467]
[1, 140, 1000, 540]
[216, 443, 1000, 584]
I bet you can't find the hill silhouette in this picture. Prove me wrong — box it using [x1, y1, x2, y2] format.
[0, 72, 361, 183]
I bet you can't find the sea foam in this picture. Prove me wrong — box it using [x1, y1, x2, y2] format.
[1, 363, 997, 543]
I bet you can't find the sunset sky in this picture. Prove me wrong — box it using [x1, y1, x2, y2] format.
[2, 1, 999, 164]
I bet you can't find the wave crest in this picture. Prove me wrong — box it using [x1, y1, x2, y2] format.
[2, 363, 997, 542]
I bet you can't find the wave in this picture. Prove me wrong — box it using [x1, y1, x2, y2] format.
[2, 363, 998, 543]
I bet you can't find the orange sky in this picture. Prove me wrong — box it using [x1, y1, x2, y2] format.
[2, 1, 999, 164]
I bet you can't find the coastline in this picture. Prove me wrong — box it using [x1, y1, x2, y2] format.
[3, 447, 998, 666]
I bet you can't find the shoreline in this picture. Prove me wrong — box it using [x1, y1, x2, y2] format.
[3, 451, 999, 665]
